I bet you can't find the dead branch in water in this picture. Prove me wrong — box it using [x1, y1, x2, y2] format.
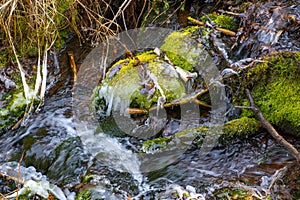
[239, 89, 300, 162]
[187, 16, 236, 37]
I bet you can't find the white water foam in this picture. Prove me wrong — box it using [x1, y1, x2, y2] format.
[76, 122, 144, 185]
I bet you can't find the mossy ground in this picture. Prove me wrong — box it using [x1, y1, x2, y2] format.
[0, 80, 36, 134]
[239, 52, 300, 136]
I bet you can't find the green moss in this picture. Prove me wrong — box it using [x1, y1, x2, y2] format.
[160, 29, 200, 71]
[0, 91, 30, 134]
[82, 174, 95, 183]
[114, 59, 185, 109]
[0, 47, 13, 67]
[189, 117, 259, 144]
[17, 188, 36, 200]
[159, 26, 210, 72]
[201, 13, 238, 31]
[107, 51, 157, 80]
[241, 52, 300, 135]
[182, 26, 201, 35]
[76, 189, 92, 200]
[8, 92, 29, 116]
[221, 117, 259, 141]
[142, 137, 172, 153]
[213, 186, 261, 199]
[141, 117, 259, 151]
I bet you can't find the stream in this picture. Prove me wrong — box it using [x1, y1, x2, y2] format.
[0, 35, 299, 199]
[0, 1, 300, 199]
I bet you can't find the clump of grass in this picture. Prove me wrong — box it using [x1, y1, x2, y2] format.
[0, 0, 63, 101]
[0, 0, 131, 108]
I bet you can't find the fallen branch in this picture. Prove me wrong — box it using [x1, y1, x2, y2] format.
[125, 89, 210, 115]
[187, 16, 236, 37]
[242, 89, 300, 162]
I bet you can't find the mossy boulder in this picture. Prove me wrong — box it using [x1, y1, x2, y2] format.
[91, 26, 213, 121]
[239, 52, 300, 136]
[23, 136, 89, 187]
[91, 50, 187, 118]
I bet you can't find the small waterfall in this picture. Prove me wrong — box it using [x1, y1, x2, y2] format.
[75, 122, 145, 185]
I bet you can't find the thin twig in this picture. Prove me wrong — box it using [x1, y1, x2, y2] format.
[125, 89, 210, 115]
[17, 150, 26, 200]
[234, 105, 253, 109]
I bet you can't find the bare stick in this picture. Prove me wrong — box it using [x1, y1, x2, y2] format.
[187, 16, 236, 37]
[245, 89, 300, 162]
[125, 89, 210, 115]
[17, 150, 25, 200]
[68, 51, 77, 83]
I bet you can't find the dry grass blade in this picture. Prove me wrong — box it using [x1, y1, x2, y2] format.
[75, 0, 119, 44]
[0, 0, 63, 102]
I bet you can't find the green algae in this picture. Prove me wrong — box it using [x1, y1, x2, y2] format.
[239, 52, 300, 135]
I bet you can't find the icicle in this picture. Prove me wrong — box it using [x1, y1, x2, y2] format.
[40, 49, 48, 100]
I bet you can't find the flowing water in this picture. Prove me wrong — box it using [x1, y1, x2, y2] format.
[1, 2, 300, 197]
[0, 37, 298, 199]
